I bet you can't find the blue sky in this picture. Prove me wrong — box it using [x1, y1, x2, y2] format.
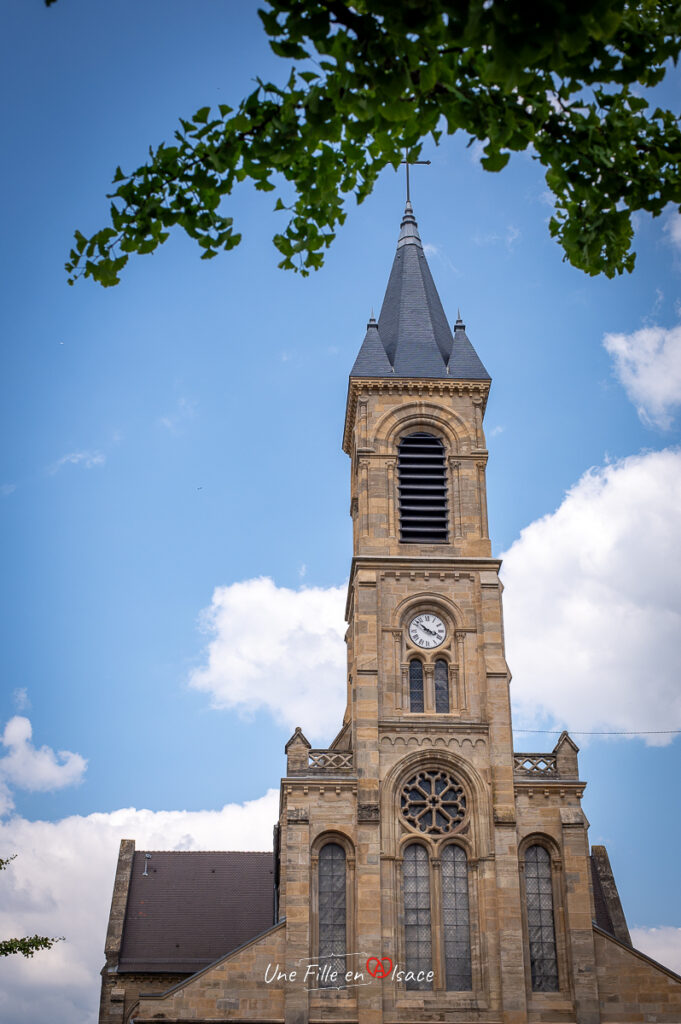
[1, 3, 680, 1022]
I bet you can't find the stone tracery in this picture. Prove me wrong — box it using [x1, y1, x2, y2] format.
[400, 769, 467, 835]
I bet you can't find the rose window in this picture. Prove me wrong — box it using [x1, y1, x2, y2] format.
[400, 770, 466, 834]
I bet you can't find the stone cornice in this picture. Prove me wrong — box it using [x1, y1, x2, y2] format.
[342, 376, 491, 455]
[380, 719, 489, 734]
[351, 555, 502, 572]
[345, 556, 502, 619]
[513, 779, 586, 799]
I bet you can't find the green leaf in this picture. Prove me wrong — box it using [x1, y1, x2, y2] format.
[65, 0, 681, 286]
[481, 150, 511, 172]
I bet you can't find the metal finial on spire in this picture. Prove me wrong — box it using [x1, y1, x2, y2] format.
[400, 148, 431, 203]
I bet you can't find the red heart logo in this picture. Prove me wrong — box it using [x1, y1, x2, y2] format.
[366, 956, 393, 979]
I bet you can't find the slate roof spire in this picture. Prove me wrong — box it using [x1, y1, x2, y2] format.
[350, 203, 490, 381]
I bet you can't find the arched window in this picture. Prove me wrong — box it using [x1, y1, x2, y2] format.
[434, 659, 450, 713]
[403, 844, 432, 990]
[442, 845, 472, 989]
[409, 659, 424, 713]
[525, 845, 559, 992]
[398, 433, 448, 543]
[318, 843, 346, 985]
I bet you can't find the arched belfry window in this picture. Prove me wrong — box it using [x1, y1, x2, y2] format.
[525, 845, 559, 991]
[318, 843, 346, 984]
[442, 845, 472, 989]
[403, 844, 433, 990]
[409, 659, 424, 713]
[398, 433, 448, 543]
[434, 659, 450, 713]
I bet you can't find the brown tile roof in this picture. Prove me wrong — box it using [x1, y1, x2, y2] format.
[118, 850, 274, 973]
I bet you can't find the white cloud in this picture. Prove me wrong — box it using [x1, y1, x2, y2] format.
[630, 926, 681, 975]
[423, 242, 460, 277]
[663, 207, 681, 252]
[12, 689, 29, 712]
[604, 322, 681, 429]
[502, 449, 681, 744]
[49, 451, 106, 474]
[189, 577, 347, 740]
[0, 791, 279, 1024]
[0, 483, 16, 497]
[158, 396, 196, 432]
[498, 447, 681, 965]
[468, 138, 487, 164]
[0, 717, 87, 816]
[473, 224, 521, 250]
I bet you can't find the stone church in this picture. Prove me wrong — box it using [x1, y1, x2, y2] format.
[99, 203, 681, 1024]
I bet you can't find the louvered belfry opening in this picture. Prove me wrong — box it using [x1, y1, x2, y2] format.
[398, 432, 448, 543]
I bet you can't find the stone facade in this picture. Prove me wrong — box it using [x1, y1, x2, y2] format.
[100, 214, 681, 1024]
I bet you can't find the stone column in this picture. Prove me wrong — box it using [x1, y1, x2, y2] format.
[560, 809, 600, 1023]
[283, 803, 311, 1024]
[455, 630, 467, 709]
[386, 458, 396, 538]
[476, 460, 489, 540]
[448, 457, 463, 538]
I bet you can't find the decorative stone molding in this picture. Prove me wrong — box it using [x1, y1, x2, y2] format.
[343, 378, 490, 454]
[287, 808, 310, 823]
[357, 803, 380, 823]
[380, 734, 486, 752]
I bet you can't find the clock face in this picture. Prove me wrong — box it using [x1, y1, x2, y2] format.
[408, 613, 446, 649]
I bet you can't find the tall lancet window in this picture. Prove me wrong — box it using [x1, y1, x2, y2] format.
[434, 659, 450, 713]
[318, 843, 346, 985]
[398, 433, 448, 543]
[409, 659, 424, 713]
[403, 844, 433, 989]
[442, 845, 472, 989]
[525, 845, 559, 991]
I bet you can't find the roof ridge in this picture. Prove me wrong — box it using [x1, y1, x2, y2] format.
[137, 849, 271, 855]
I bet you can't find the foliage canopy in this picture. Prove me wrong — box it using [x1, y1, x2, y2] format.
[47, 0, 681, 285]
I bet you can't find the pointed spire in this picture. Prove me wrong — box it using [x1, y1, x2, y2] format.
[349, 205, 490, 381]
[448, 313, 490, 379]
[376, 202, 451, 376]
[396, 201, 422, 251]
[349, 314, 393, 377]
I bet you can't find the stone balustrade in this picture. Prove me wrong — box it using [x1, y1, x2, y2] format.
[307, 749, 354, 772]
[513, 752, 558, 776]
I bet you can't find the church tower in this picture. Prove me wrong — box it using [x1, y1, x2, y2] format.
[280, 201, 598, 1024]
[100, 204, 681, 1024]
